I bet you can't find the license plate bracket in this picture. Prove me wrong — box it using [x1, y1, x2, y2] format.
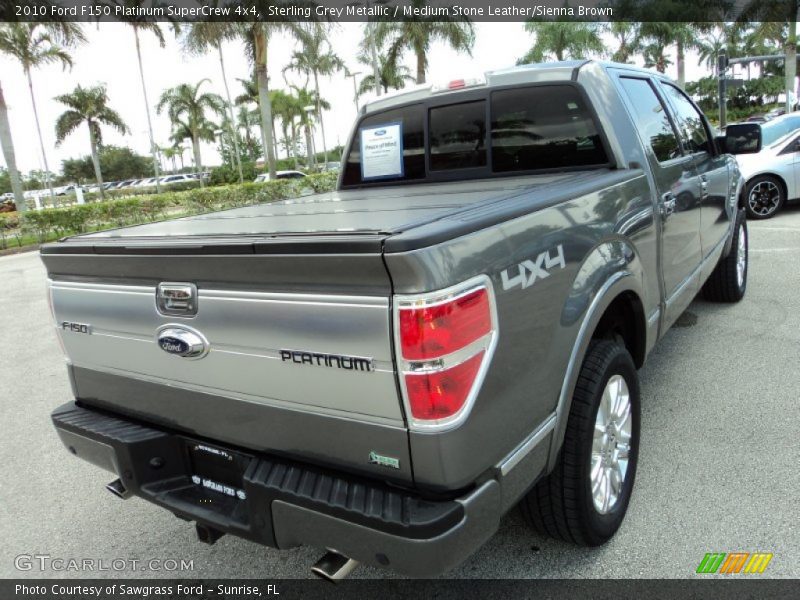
[184, 440, 251, 500]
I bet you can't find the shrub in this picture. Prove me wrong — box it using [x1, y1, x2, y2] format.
[0, 212, 20, 249]
[5, 172, 339, 247]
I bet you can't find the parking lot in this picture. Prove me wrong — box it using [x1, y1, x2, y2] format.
[1, 209, 798, 580]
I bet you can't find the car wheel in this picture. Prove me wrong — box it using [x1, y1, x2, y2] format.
[520, 340, 640, 546]
[702, 209, 747, 303]
[745, 176, 784, 219]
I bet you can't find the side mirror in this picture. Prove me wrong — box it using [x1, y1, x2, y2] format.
[724, 123, 762, 154]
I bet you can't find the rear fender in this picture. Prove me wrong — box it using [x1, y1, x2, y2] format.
[547, 239, 647, 472]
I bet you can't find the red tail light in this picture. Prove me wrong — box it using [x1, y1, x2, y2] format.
[399, 288, 491, 360]
[404, 351, 485, 420]
[395, 277, 497, 430]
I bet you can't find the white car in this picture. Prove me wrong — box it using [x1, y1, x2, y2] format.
[730, 113, 800, 219]
[253, 170, 307, 183]
[159, 174, 196, 187]
[136, 178, 159, 188]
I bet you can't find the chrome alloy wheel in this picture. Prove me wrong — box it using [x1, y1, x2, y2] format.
[591, 374, 633, 514]
[736, 223, 747, 288]
[748, 180, 781, 217]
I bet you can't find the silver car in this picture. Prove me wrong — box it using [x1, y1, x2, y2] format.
[734, 113, 800, 218]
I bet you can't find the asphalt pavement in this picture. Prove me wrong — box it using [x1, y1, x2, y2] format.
[1, 209, 798, 579]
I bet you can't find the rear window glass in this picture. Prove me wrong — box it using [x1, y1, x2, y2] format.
[430, 101, 487, 170]
[342, 107, 425, 186]
[342, 84, 609, 187]
[491, 87, 607, 171]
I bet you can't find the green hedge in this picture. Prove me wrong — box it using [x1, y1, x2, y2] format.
[0, 171, 338, 249]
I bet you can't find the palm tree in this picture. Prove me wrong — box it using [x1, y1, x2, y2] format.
[291, 87, 329, 167]
[0, 80, 25, 211]
[236, 75, 281, 161]
[233, 20, 307, 178]
[54, 84, 129, 200]
[518, 21, 604, 64]
[356, 44, 415, 95]
[284, 24, 344, 167]
[270, 90, 300, 168]
[606, 22, 641, 64]
[640, 23, 675, 74]
[0, 23, 85, 200]
[101, 0, 178, 193]
[740, 0, 800, 111]
[362, 19, 383, 97]
[673, 24, 698, 88]
[696, 25, 729, 77]
[162, 145, 180, 173]
[374, 2, 475, 84]
[236, 105, 261, 162]
[157, 80, 225, 185]
[182, 19, 244, 183]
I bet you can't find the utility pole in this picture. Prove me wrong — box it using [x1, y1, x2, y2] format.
[718, 52, 728, 129]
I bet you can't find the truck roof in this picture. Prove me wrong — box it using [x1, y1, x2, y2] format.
[363, 60, 674, 115]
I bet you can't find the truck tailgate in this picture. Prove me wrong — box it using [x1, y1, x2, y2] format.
[43, 245, 413, 483]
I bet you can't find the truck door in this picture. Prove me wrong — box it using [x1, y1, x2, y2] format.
[616, 76, 702, 323]
[658, 82, 731, 259]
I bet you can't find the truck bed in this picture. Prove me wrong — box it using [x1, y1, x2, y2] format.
[45, 172, 607, 253]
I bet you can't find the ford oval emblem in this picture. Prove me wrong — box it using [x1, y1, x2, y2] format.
[156, 326, 209, 359]
[374, 129, 386, 136]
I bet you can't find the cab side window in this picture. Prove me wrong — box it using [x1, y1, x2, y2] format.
[619, 77, 681, 163]
[661, 83, 712, 154]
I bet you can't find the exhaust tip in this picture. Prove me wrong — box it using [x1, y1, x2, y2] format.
[106, 478, 132, 499]
[311, 551, 359, 582]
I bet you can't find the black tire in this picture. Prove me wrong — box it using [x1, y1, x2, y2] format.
[520, 340, 640, 546]
[745, 175, 785, 219]
[702, 209, 747, 303]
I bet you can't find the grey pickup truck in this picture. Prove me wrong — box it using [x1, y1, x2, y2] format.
[43, 61, 748, 579]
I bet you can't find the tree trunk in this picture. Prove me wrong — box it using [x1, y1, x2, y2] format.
[254, 26, 277, 177]
[0, 80, 26, 212]
[25, 68, 54, 200]
[415, 48, 426, 84]
[304, 124, 314, 167]
[218, 43, 244, 183]
[367, 19, 382, 96]
[787, 16, 798, 113]
[677, 39, 686, 88]
[272, 116, 279, 159]
[134, 27, 162, 193]
[88, 121, 105, 201]
[191, 134, 204, 188]
[314, 71, 328, 167]
[291, 123, 299, 170]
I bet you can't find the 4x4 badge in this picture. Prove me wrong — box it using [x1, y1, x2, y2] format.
[501, 244, 566, 291]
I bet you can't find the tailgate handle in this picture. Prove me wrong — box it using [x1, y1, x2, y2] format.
[157, 282, 198, 316]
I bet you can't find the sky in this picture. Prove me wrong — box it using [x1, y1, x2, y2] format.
[0, 22, 709, 177]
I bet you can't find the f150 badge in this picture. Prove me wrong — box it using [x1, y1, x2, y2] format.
[501, 244, 566, 291]
[156, 325, 209, 359]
